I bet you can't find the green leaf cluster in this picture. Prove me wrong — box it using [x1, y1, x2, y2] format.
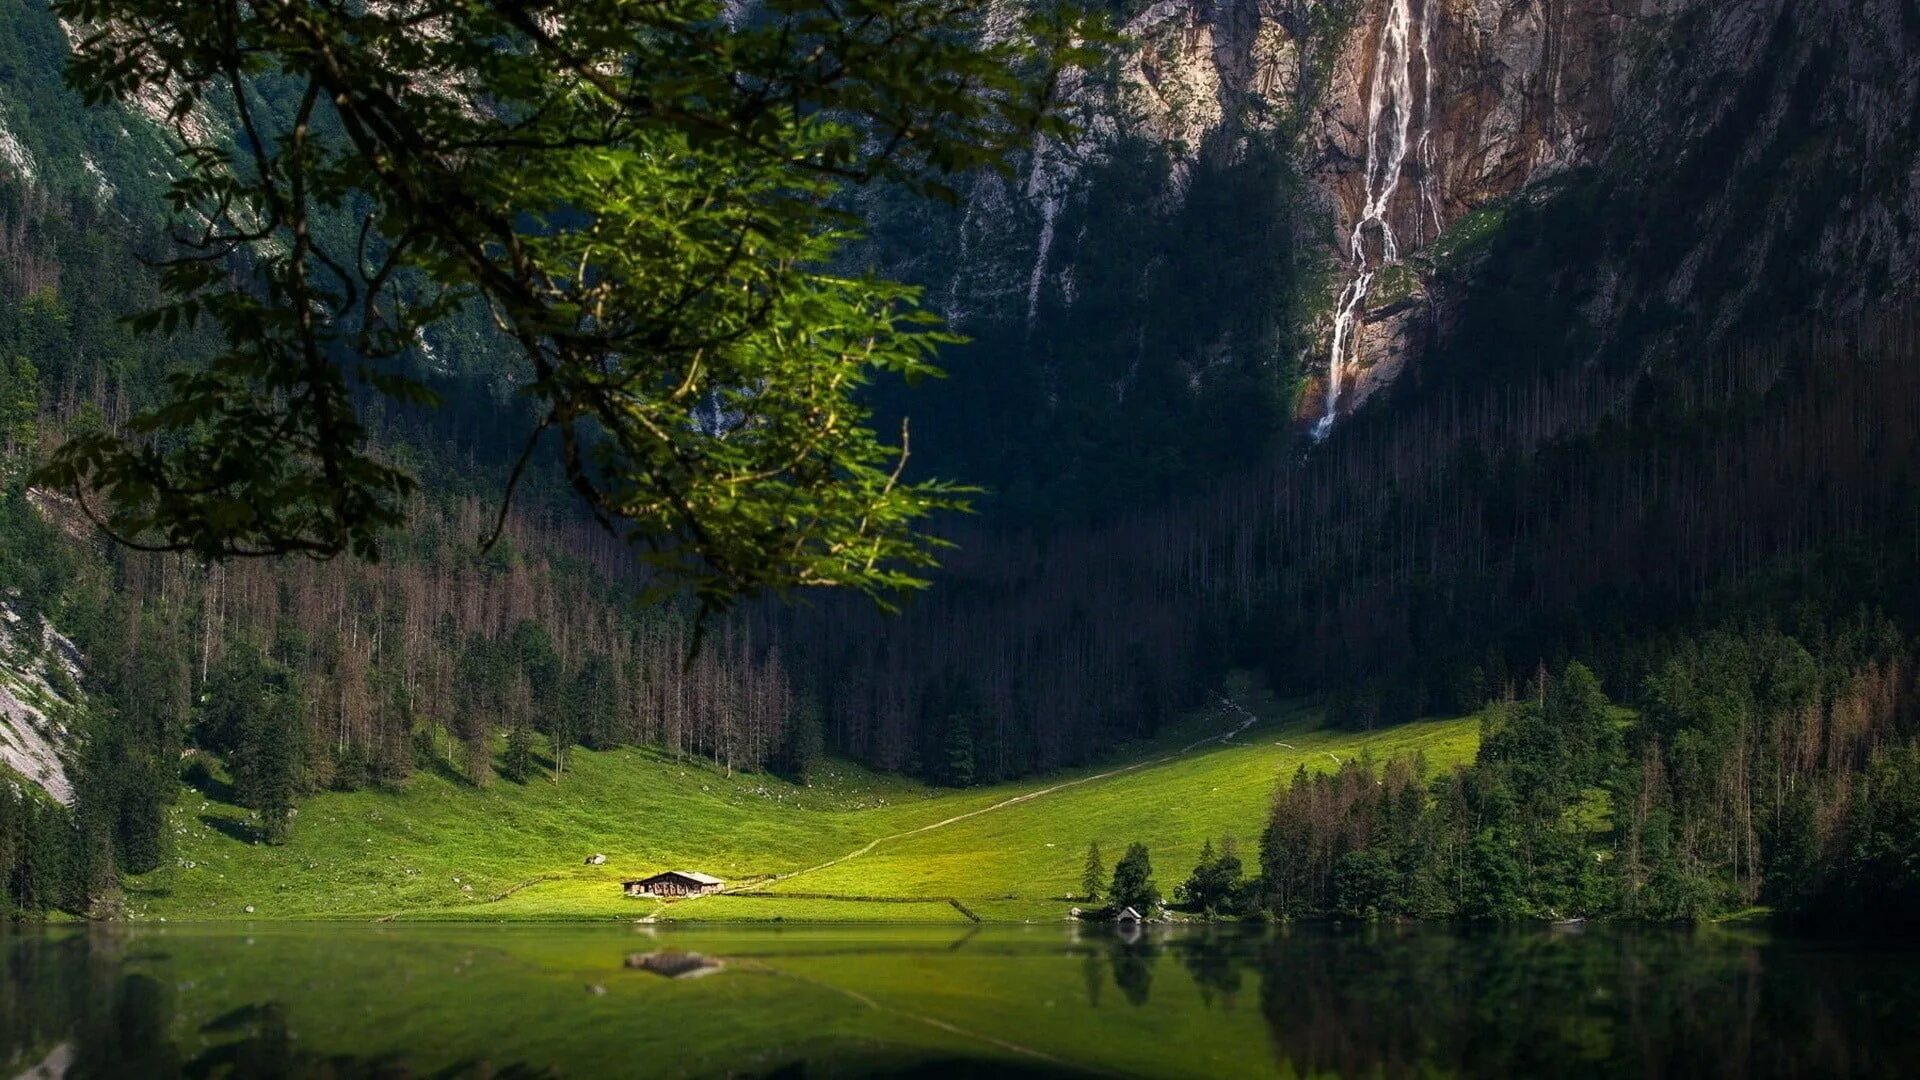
[38, 0, 1105, 608]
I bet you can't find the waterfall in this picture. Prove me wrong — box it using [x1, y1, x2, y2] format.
[1316, 0, 1435, 441]
[1023, 80, 1085, 327]
[1418, 0, 1442, 242]
[1025, 181, 1062, 327]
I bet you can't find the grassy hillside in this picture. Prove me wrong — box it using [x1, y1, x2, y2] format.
[129, 682, 1480, 922]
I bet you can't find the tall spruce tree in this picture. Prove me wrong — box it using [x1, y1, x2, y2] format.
[783, 699, 827, 785]
[1081, 841, 1105, 903]
[502, 724, 536, 784]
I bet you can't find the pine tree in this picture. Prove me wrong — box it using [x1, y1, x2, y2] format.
[502, 724, 535, 784]
[783, 699, 827, 784]
[0, 354, 38, 465]
[571, 656, 618, 750]
[1080, 841, 1104, 903]
[1179, 838, 1244, 915]
[941, 717, 976, 787]
[252, 689, 302, 844]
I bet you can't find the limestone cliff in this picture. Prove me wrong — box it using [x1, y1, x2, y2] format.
[0, 601, 79, 807]
[937, 0, 1920, 438]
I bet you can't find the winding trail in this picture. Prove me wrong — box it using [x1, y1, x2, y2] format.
[733, 698, 1261, 894]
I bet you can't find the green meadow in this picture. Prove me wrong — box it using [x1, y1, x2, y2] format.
[129, 683, 1480, 923]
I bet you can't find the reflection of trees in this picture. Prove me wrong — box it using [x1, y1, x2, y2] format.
[182, 1001, 457, 1078]
[79, 972, 184, 1077]
[2, 932, 185, 1079]
[1253, 927, 1920, 1078]
[10, 927, 1920, 1076]
[1170, 930, 1244, 1009]
[1081, 951, 1104, 1008]
[3, 931, 553, 1079]
[1107, 934, 1160, 1007]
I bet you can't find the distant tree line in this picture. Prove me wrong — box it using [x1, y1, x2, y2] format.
[1130, 636, 1919, 929]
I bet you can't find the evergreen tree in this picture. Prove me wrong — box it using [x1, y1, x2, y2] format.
[571, 656, 619, 751]
[0, 353, 37, 463]
[501, 724, 536, 784]
[1333, 848, 1401, 920]
[511, 621, 561, 713]
[248, 689, 303, 845]
[1081, 841, 1105, 903]
[1546, 661, 1620, 788]
[1110, 842, 1159, 913]
[1463, 829, 1526, 920]
[1179, 838, 1246, 916]
[452, 636, 501, 785]
[782, 698, 827, 785]
[203, 639, 305, 841]
[113, 756, 170, 874]
[941, 717, 977, 788]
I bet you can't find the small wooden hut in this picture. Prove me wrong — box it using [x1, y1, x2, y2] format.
[623, 871, 725, 898]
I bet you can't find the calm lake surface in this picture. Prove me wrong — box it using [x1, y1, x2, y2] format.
[5, 923, 1919, 1078]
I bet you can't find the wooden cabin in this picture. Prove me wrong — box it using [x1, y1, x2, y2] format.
[623, 871, 725, 898]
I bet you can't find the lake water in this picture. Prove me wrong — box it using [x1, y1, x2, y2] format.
[4, 923, 1919, 1077]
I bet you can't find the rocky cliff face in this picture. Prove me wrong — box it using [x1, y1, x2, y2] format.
[1311, 0, 1638, 419]
[0, 600, 80, 807]
[939, 0, 1920, 440]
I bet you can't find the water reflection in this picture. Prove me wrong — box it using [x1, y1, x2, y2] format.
[5, 924, 1919, 1078]
[626, 949, 725, 979]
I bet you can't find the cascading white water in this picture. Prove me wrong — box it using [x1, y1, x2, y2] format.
[1025, 180, 1062, 327]
[1417, 0, 1442, 242]
[1022, 63, 1088, 328]
[1315, 0, 1435, 441]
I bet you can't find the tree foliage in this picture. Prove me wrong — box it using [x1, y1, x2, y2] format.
[1079, 840, 1103, 903]
[36, 0, 1100, 611]
[1256, 645, 1920, 928]
[1109, 840, 1157, 914]
[203, 642, 306, 842]
[1176, 836, 1243, 915]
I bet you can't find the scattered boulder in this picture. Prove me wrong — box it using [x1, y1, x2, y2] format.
[584, 854, 607, 865]
[243, 905, 255, 914]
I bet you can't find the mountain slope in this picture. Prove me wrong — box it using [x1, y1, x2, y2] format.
[128, 688, 1478, 922]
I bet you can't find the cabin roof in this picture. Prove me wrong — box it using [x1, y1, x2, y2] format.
[625, 870, 725, 885]
[1117, 906, 1143, 921]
